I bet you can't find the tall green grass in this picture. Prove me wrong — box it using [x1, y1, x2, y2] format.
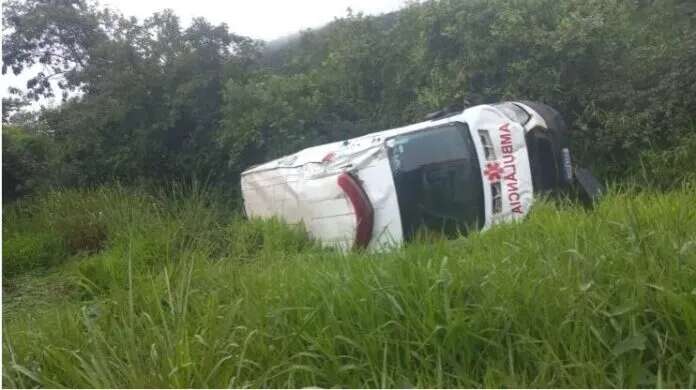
[3, 184, 696, 387]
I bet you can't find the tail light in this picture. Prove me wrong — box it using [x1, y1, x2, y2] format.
[337, 172, 374, 249]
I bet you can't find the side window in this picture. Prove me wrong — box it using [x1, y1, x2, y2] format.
[386, 122, 485, 240]
[478, 129, 496, 161]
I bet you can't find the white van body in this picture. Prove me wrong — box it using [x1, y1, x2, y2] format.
[241, 102, 549, 251]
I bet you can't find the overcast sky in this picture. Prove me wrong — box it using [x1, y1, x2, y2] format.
[103, 0, 408, 41]
[3, 0, 409, 108]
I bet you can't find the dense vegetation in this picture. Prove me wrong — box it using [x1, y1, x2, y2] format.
[3, 0, 696, 199]
[3, 0, 696, 387]
[3, 184, 696, 387]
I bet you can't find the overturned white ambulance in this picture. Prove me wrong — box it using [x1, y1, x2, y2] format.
[241, 101, 592, 251]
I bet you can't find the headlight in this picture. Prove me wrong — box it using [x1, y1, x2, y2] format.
[492, 102, 531, 125]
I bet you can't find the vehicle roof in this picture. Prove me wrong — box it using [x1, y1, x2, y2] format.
[242, 105, 493, 176]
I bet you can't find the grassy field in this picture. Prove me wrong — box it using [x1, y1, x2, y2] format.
[2, 183, 696, 388]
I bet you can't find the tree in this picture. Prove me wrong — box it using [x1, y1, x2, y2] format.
[2, 125, 53, 200]
[2, 0, 110, 100]
[4, 0, 262, 187]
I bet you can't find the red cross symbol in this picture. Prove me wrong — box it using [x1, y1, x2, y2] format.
[484, 162, 503, 182]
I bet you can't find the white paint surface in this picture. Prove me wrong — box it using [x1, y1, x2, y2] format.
[242, 103, 544, 251]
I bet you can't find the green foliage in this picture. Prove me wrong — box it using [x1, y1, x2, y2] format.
[4, 1, 262, 187]
[4, 1, 696, 385]
[3, 0, 696, 387]
[2, 232, 65, 277]
[2, 125, 53, 200]
[3, 186, 149, 276]
[225, 0, 696, 179]
[4, 0, 695, 193]
[1, 182, 237, 287]
[635, 129, 696, 189]
[3, 185, 696, 387]
[226, 216, 315, 260]
[220, 74, 325, 166]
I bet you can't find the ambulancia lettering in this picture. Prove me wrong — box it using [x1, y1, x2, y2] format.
[499, 122, 523, 214]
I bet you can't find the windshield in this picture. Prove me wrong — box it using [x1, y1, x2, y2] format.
[387, 122, 485, 240]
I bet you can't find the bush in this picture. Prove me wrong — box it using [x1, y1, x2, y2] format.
[77, 225, 185, 297]
[34, 189, 120, 254]
[635, 131, 696, 189]
[2, 186, 154, 277]
[2, 232, 66, 277]
[2, 125, 53, 201]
